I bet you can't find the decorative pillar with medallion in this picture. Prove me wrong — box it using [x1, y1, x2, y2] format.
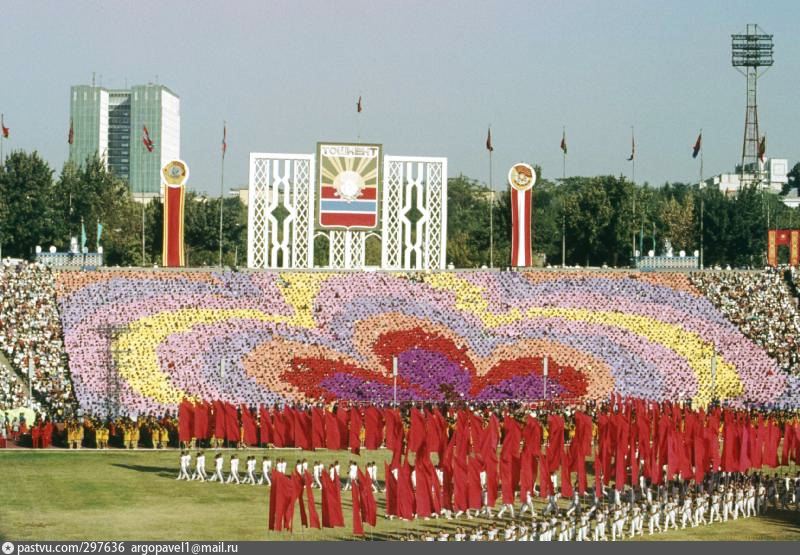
[162, 160, 189, 267]
[508, 163, 536, 267]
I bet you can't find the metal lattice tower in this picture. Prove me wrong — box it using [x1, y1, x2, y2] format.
[731, 24, 773, 179]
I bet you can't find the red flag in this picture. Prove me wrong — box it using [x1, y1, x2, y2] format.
[222, 123, 227, 157]
[293, 409, 312, 450]
[293, 471, 308, 528]
[241, 405, 257, 446]
[560, 128, 567, 154]
[193, 401, 209, 440]
[142, 125, 154, 152]
[351, 481, 364, 536]
[68, 119, 74, 145]
[349, 407, 362, 455]
[177, 399, 194, 443]
[212, 400, 225, 441]
[259, 405, 272, 445]
[1, 114, 8, 138]
[467, 457, 482, 509]
[364, 406, 383, 450]
[304, 470, 321, 529]
[692, 132, 702, 159]
[408, 407, 426, 452]
[324, 410, 341, 450]
[357, 469, 377, 526]
[224, 402, 239, 442]
[485, 126, 493, 152]
[758, 135, 766, 164]
[357, 96, 362, 113]
[272, 407, 286, 447]
[321, 470, 345, 528]
[384, 463, 398, 517]
[396, 462, 415, 519]
[268, 471, 294, 531]
[311, 407, 326, 449]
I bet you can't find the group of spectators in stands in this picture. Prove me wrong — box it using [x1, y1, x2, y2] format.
[0, 260, 75, 414]
[691, 268, 800, 377]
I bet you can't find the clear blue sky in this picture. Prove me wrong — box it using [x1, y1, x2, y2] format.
[1, 0, 799, 194]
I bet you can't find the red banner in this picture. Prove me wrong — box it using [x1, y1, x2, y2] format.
[163, 184, 185, 267]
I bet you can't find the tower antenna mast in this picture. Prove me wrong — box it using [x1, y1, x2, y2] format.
[731, 24, 773, 183]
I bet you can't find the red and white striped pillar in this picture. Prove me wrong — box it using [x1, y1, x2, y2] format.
[508, 163, 536, 267]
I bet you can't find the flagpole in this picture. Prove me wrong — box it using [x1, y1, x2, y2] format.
[489, 138, 494, 269]
[562, 126, 566, 180]
[219, 122, 225, 267]
[699, 129, 704, 269]
[141, 180, 146, 266]
[630, 126, 635, 184]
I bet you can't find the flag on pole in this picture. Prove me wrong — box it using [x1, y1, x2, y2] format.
[142, 125, 154, 152]
[627, 130, 635, 161]
[81, 220, 87, 251]
[486, 127, 493, 152]
[758, 135, 766, 164]
[222, 123, 227, 158]
[68, 119, 74, 145]
[692, 132, 702, 159]
[1, 114, 9, 138]
[96, 221, 103, 250]
[560, 129, 567, 154]
[357, 96, 362, 113]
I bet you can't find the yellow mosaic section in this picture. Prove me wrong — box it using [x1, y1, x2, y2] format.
[426, 273, 743, 405]
[114, 273, 326, 405]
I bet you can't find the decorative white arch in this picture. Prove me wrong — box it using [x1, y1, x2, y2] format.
[248, 149, 447, 271]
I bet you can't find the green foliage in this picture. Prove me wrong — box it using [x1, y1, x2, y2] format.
[0, 151, 60, 258]
[1, 148, 799, 269]
[446, 175, 492, 267]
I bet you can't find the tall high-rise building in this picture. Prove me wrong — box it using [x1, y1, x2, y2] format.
[69, 83, 180, 198]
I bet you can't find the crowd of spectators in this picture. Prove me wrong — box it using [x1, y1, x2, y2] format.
[0, 362, 27, 410]
[690, 269, 800, 377]
[0, 260, 75, 414]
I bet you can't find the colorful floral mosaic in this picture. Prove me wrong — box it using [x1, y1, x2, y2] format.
[54, 270, 800, 415]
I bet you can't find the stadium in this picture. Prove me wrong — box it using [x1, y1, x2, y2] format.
[3, 2, 800, 544]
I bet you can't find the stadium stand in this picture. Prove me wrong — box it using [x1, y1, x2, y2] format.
[690, 269, 800, 376]
[0, 260, 74, 414]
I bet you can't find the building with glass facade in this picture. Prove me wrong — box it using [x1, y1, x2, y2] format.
[69, 84, 180, 198]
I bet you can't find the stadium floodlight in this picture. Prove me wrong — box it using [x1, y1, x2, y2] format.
[731, 24, 774, 178]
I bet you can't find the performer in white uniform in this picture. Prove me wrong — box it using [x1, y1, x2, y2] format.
[226, 454, 240, 484]
[191, 451, 207, 481]
[258, 457, 272, 486]
[209, 453, 225, 483]
[175, 450, 191, 481]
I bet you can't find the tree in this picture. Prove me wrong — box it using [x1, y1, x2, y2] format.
[563, 178, 612, 266]
[660, 195, 695, 251]
[785, 162, 800, 196]
[728, 185, 766, 267]
[0, 151, 59, 258]
[446, 175, 492, 267]
[54, 155, 140, 265]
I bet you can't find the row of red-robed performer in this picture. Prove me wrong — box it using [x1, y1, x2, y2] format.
[190, 398, 800, 534]
[178, 398, 800, 475]
[0, 421, 54, 448]
[268, 465, 378, 536]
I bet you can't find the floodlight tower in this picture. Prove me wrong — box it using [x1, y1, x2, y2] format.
[731, 24, 773, 180]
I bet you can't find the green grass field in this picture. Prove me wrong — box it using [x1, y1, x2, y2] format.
[2, 449, 799, 541]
